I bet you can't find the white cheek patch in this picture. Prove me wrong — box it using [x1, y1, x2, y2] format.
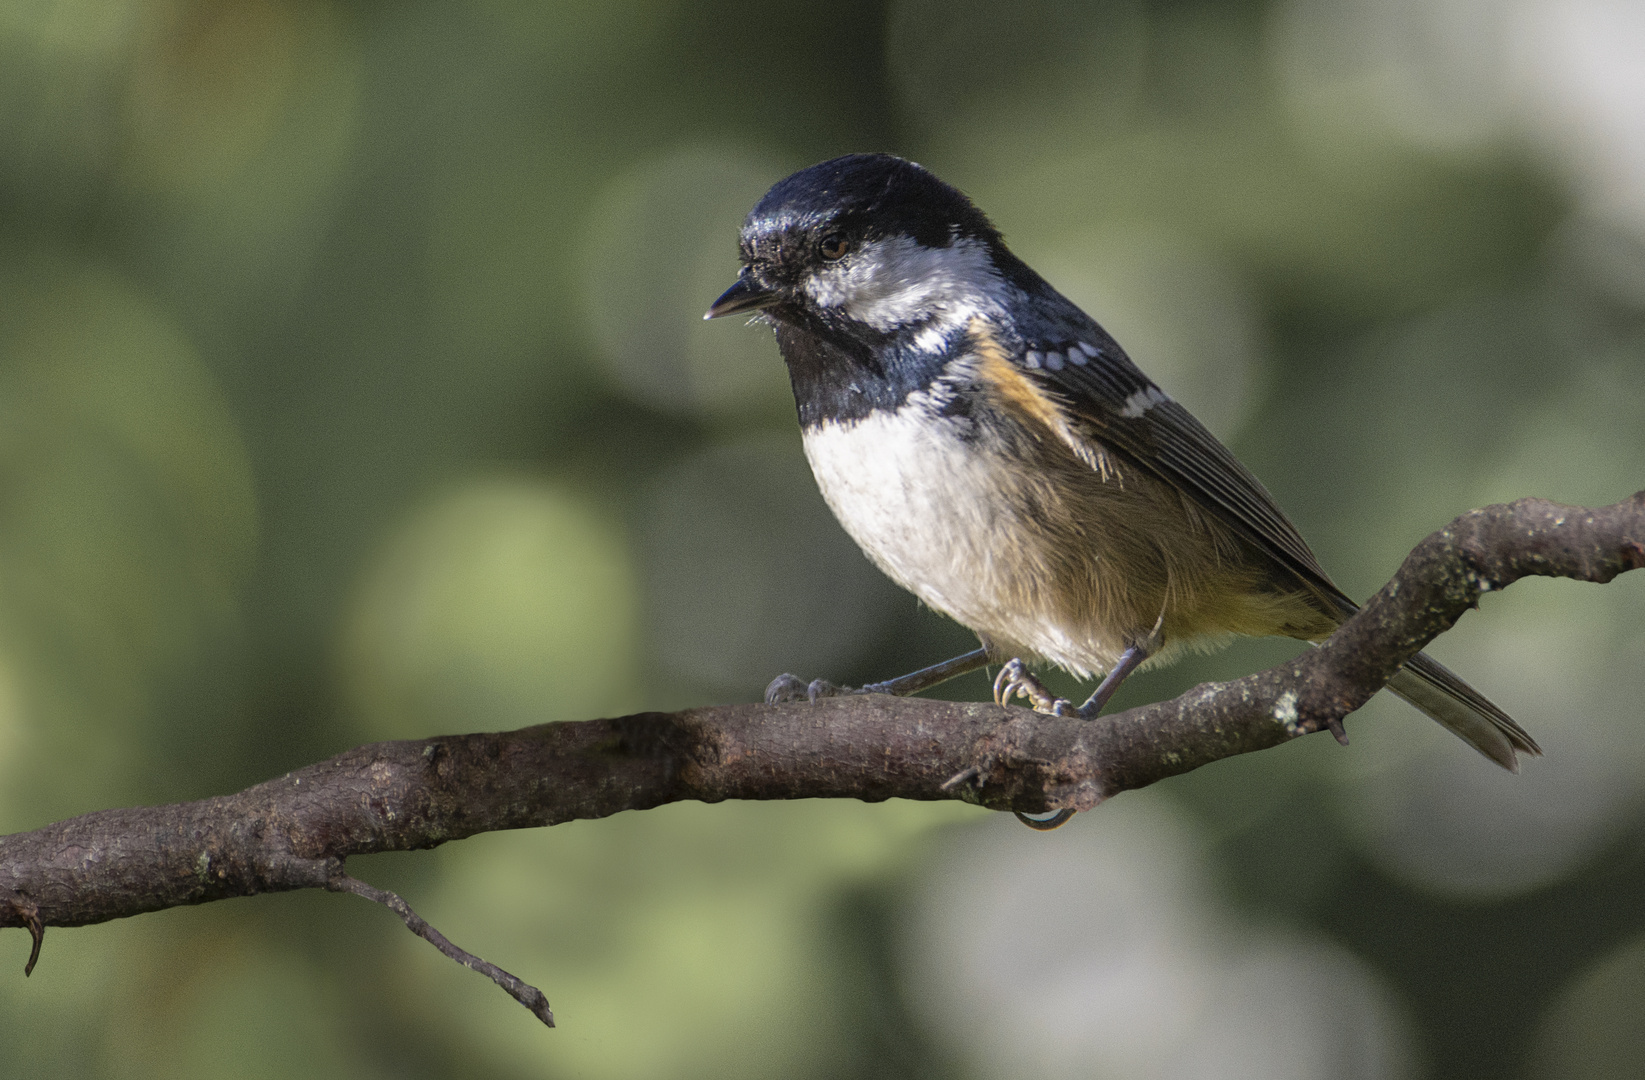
[803, 235, 1002, 335]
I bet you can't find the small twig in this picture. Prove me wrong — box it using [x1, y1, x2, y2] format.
[326, 871, 554, 1028]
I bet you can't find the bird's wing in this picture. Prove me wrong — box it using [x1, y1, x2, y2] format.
[976, 311, 1358, 617]
[970, 296, 1539, 762]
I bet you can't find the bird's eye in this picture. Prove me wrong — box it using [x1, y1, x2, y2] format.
[818, 234, 850, 261]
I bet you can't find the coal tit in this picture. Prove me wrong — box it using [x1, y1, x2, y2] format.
[706, 153, 1538, 805]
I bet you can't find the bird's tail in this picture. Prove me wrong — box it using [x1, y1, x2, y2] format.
[1385, 651, 1541, 771]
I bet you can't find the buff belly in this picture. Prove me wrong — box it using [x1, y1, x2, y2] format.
[800, 404, 1331, 679]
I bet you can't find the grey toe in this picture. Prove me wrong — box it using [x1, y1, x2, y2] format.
[765, 673, 811, 704]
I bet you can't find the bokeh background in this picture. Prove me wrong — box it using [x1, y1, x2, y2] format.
[1, 0, 1643, 1076]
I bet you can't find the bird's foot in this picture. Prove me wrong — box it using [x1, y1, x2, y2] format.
[1015, 809, 1076, 830]
[992, 659, 1075, 715]
[765, 673, 869, 704]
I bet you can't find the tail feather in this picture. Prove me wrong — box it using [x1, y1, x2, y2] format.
[1385, 651, 1541, 771]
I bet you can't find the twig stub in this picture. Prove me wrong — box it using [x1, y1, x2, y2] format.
[7, 896, 44, 977]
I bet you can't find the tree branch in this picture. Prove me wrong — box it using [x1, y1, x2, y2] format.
[3, 493, 1642, 1024]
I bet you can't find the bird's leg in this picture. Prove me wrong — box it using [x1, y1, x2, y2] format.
[765, 647, 990, 705]
[1073, 641, 1152, 718]
[869, 648, 993, 696]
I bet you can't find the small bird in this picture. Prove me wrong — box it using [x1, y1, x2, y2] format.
[705, 153, 1537, 824]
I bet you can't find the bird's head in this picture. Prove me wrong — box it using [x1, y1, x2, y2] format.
[705, 154, 1012, 351]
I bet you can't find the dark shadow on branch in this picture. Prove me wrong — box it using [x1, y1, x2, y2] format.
[3, 493, 1642, 1025]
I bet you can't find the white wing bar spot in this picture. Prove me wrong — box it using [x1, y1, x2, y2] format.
[1119, 385, 1171, 418]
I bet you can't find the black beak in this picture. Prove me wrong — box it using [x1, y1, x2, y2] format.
[704, 274, 777, 320]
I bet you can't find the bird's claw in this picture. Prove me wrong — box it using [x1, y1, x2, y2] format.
[765, 674, 809, 703]
[765, 673, 864, 704]
[992, 659, 1073, 714]
[1015, 809, 1076, 830]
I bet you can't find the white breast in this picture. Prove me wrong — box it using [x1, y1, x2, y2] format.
[800, 403, 1116, 676]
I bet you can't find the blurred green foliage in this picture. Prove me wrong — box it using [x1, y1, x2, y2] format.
[2, 0, 1644, 1078]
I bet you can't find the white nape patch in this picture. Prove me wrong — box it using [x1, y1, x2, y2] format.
[1119, 385, 1171, 418]
[803, 235, 1003, 344]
